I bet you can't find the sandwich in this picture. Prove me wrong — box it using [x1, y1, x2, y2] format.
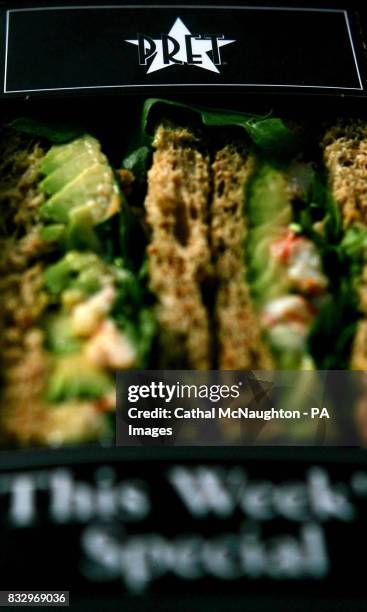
[0, 99, 366, 447]
[136, 101, 329, 372]
[0, 125, 154, 446]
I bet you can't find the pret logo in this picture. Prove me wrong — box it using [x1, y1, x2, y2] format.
[125, 17, 235, 74]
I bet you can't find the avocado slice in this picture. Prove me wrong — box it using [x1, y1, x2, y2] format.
[44, 251, 108, 296]
[45, 314, 83, 355]
[40, 163, 121, 224]
[40, 224, 66, 243]
[39, 150, 103, 196]
[66, 206, 102, 252]
[47, 354, 113, 402]
[247, 163, 292, 304]
[247, 163, 292, 226]
[39, 135, 100, 175]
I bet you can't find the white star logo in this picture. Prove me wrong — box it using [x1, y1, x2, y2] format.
[126, 17, 235, 74]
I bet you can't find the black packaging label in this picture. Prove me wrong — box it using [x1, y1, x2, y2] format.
[0, 4, 365, 96]
[1, 448, 367, 609]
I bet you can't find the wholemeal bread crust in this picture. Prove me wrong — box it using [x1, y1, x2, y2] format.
[323, 122, 367, 369]
[211, 144, 273, 369]
[145, 124, 212, 368]
[323, 121, 367, 228]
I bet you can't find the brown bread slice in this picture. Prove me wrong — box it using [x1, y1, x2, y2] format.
[144, 124, 212, 368]
[322, 121, 367, 228]
[323, 122, 367, 368]
[210, 143, 273, 369]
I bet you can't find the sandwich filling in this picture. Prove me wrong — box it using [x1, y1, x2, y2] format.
[246, 162, 328, 369]
[0, 130, 146, 446]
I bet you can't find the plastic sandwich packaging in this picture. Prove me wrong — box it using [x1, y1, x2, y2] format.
[1, 1, 367, 609]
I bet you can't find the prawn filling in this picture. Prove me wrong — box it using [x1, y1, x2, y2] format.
[246, 162, 328, 370]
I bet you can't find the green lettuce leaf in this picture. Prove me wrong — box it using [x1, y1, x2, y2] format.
[308, 289, 358, 369]
[341, 226, 367, 261]
[308, 227, 366, 369]
[122, 97, 299, 184]
[9, 117, 84, 143]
